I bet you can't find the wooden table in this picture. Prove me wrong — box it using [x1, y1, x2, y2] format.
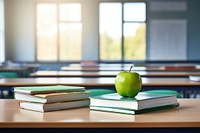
[0, 77, 200, 87]
[0, 99, 200, 129]
[0, 77, 199, 98]
[30, 70, 200, 78]
[61, 66, 162, 71]
[61, 65, 200, 72]
[0, 64, 40, 77]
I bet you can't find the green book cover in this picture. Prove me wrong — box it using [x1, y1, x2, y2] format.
[90, 92, 178, 110]
[90, 103, 179, 115]
[14, 85, 86, 94]
[91, 92, 176, 101]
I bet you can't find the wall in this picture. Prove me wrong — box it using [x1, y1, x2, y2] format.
[4, 0, 200, 62]
[187, 0, 200, 60]
[0, 0, 5, 63]
[5, 0, 35, 61]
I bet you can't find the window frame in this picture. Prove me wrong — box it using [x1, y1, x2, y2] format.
[98, 0, 147, 63]
[34, 0, 147, 63]
[35, 0, 83, 62]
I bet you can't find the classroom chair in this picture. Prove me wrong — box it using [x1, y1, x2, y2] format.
[0, 72, 19, 78]
[0, 72, 19, 99]
[143, 90, 182, 98]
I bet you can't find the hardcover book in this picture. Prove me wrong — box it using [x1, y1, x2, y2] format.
[15, 91, 90, 103]
[20, 99, 90, 112]
[14, 85, 86, 94]
[90, 103, 179, 115]
[189, 75, 200, 82]
[90, 92, 179, 111]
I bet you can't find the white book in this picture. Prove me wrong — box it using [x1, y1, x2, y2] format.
[189, 76, 200, 82]
[90, 92, 178, 110]
[20, 99, 90, 112]
[14, 85, 85, 95]
[15, 91, 90, 103]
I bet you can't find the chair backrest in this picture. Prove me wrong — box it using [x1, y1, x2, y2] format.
[89, 89, 115, 97]
[0, 72, 19, 78]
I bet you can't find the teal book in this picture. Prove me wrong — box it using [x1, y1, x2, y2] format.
[14, 85, 86, 94]
[20, 99, 90, 112]
[90, 103, 179, 115]
[90, 92, 179, 111]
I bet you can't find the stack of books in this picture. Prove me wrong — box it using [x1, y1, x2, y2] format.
[90, 92, 179, 115]
[14, 85, 90, 112]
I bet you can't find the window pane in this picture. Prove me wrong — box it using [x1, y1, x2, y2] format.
[100, 3, 122, 60]
[59, 23, 82, 60]
[124, 3, 146, 22]
[36, 4, 58, 61]
[59, 3, 81, 21]
[124, 23, 146, 60]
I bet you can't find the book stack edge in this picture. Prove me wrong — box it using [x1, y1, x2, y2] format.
[14, 85, 90, 112]
[90, 92, 179, 115]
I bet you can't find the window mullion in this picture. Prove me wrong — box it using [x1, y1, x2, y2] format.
[121, 3, 124, 63]
[57, 2, 60, 61]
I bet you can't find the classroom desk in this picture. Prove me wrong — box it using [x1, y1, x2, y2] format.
[61, 66, 162, 71]
[0, 77, 200, 87]
[61, 66, 200, 72]
[0, 64, 40, 77]
[0, 99, 200, 129]
[0, 66, 27, 72]
[0, 77, 199, 98]
[69, 63, 134, 67]
[30, 70, 200, 78]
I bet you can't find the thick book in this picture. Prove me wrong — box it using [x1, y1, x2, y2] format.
[90, 92, 178, 110]
[13, 85, 85, 94]
[90, 103, 179, 115]
[15, 91, 90, 103]
[189, 75, 200, 82]
[20, 99, 90, 112]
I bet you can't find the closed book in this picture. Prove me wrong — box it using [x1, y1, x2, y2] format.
[20, 99, 90, 112]
[189, 75, 200, 82]
[14, 85, 85, 94]
[15, 91, 90, 103]
[90, 92, 178, 110]
[90, 103, 179, 115]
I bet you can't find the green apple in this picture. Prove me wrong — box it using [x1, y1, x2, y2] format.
[115, 66, 142, 97]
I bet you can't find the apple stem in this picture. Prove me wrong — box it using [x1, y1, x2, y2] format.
[129, 66, 133, 72]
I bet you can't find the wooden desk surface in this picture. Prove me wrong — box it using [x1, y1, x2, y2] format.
[0, 77, 200, 87]
[61, 66, 200, 72]
[0, 99, 200, 128]
[0, 66, 27, 72]
[61, 66, 163, 71]
[30, 70, 200, 78]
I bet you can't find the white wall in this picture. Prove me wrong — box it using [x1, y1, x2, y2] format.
[5, 0, 35, 61]
[0, 0, 5, 63]
[4, 0, 99, 62]
[82, 0, 99, 61]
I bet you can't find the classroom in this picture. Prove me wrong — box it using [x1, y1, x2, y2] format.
[0, 0, 200, 132]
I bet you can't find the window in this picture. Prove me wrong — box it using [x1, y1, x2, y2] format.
[36, 2, 82, 61]
[100, 2, 146, 61]
[36, 1, 146, 62]
[0, 0, 5, 63]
